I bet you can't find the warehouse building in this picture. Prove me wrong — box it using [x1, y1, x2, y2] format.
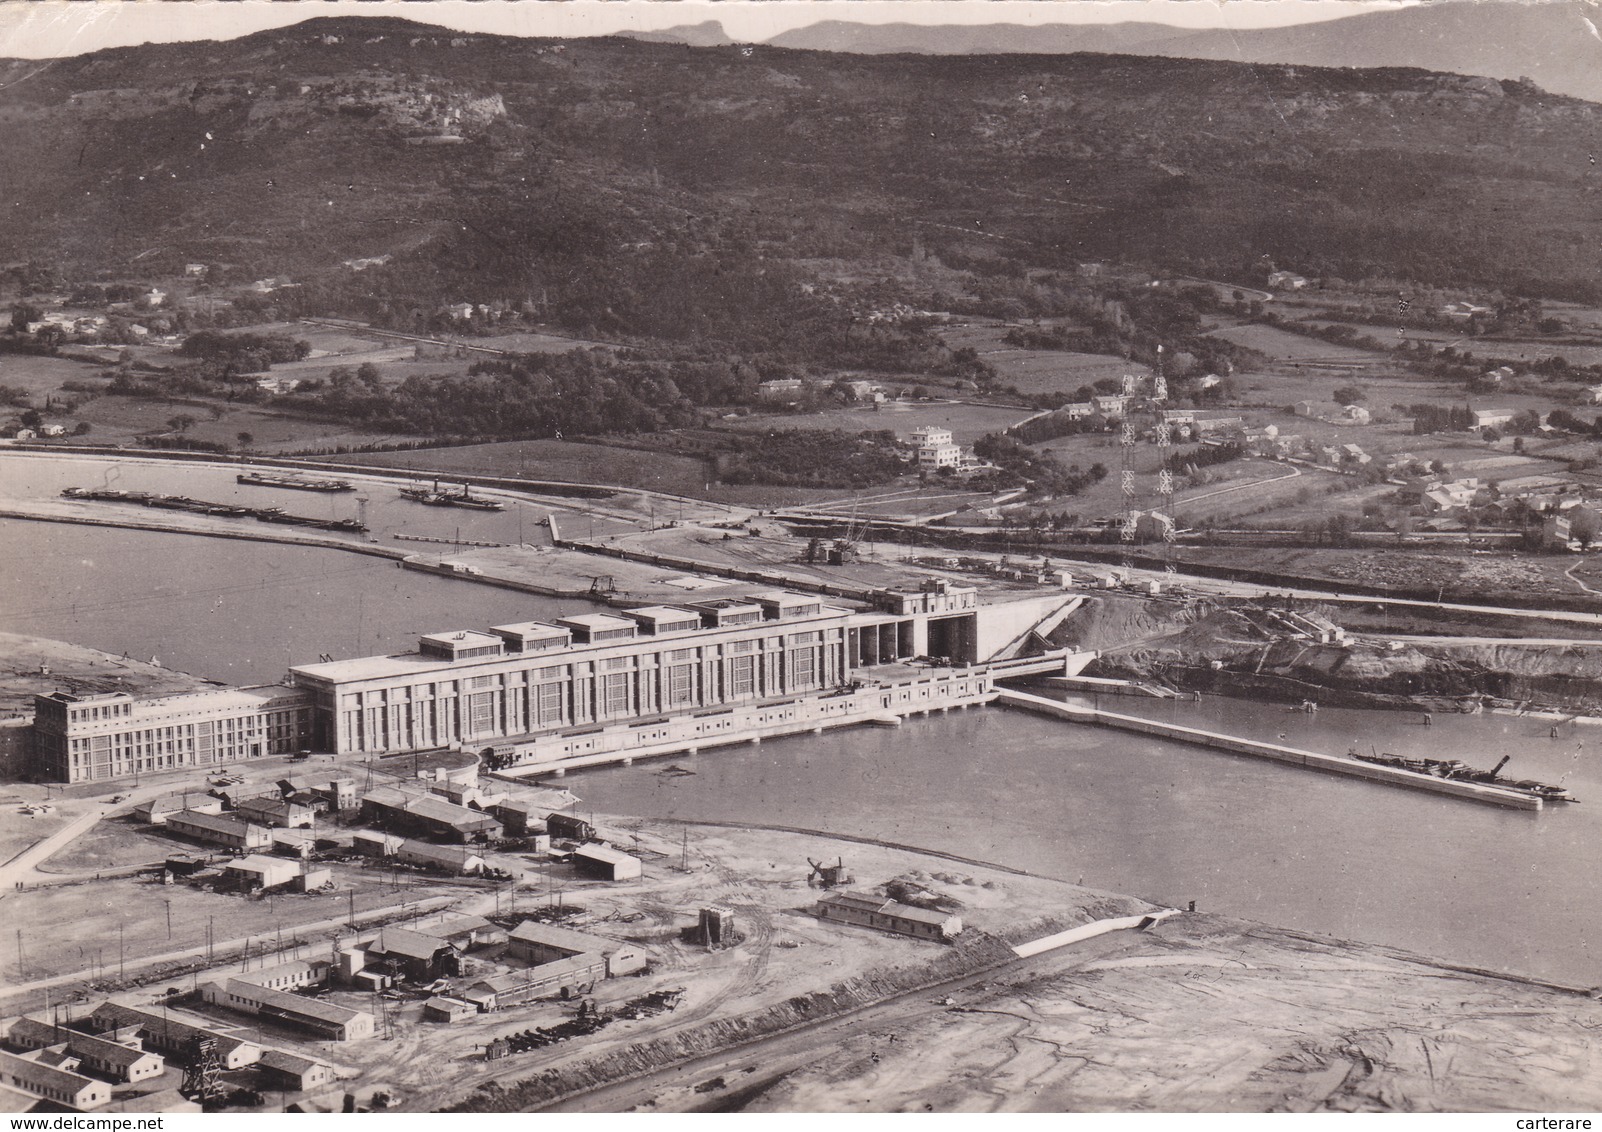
[133, 793, 223, 825]
[459, 953, 607, 1011]
[51, 1033, 164, 1085]
[4, 1019, 76, 1053]
[351, 830, 403, 858]
[0, 1050, 110, 1110]
[234, 796, 316, 829]
[87, 1004, 262, 1069]
[362, 928, 459, 982]
[572, 842, 642, 882]
[394, 839, 484, 876]
[200, 980, 374, 1041]
[814, 891, 962, 942]
[236, 958, 329, 992]
[359, 787, 502, 843]
[506, 920, 647, 977]
[166, 810, 272, 852]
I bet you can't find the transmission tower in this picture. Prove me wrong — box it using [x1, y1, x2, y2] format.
[1152, 349, 1177, 544]
[1118, 373, 1140, 543]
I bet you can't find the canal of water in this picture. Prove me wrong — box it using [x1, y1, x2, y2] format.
[2, 455, 1599, 985]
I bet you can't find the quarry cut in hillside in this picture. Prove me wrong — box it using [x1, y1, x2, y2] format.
[1053, 595, 1602, 713]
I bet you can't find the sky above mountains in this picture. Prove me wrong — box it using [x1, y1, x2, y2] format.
[3, 1, 1599, 103]
[0, 0, 1415, 59]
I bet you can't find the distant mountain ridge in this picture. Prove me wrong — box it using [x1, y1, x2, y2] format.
[767, 2, 1602, 103]
[3, 13, 1601, 326]
[616, 21, 737, 47]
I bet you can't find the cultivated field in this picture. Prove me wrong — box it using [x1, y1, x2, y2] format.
[1207, 321, 1392, 364]
[66, 394, 422, 453]
[1329, 325, 1602, 368]
[345, 439, 715, 496]
[0, 352, 106, 400]
[935, 322, 1151, 396]
[729, 401, 1031, 445]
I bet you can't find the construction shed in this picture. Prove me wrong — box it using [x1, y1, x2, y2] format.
[200, 981, 374, 1041]
[167, 810, 272, 851]
[491, 797, 548, 838]
[434, 915, 506, 950]
[4, 1019, 71, 1053]
[0, 1050, 110, 1110]
[546, 812, 595, 842]
[814, 890, 962, 942]
[571, 842, 642, 882]
[351, 830, 402, 857]
[256, 1049, 336, 1093]
[235, 958, 329, 992]
[394, 839, 484, 875]
[56, 1033, 164, 1084]
[362, 927, 459, 982]
[223, 855, 302, 892]
[460, 954, 606, 1011]
[506, 920, 646, 977]
[360, 787, 502, 843]
[421, 997, 477, 1024]
[134, 794, 223, 825]
[296, 867, 333, 892]
[234, 796, 316, 829]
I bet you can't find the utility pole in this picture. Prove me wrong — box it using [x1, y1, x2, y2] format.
[165, 900, 173, 941]
[118, 921, 126, 981]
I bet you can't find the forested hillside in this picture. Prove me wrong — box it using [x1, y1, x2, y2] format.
[2, 16, 1601, 350]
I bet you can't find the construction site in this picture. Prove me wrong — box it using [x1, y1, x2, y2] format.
[5, 467, 1602, 1112]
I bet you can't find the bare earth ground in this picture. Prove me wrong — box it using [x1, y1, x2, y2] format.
[728, 915, 1602, 1114]
[5, 800, 1601, 1113]
[0, 630, 212, 718]
[1167, 546, 1602, 604]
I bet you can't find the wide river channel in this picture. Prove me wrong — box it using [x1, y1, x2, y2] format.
[2, 455, 1599, 986]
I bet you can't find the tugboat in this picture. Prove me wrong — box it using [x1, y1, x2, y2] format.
[237, 472, 355, 492]
[1349, 749, 1576, 803]
[399, 480, 506, 512]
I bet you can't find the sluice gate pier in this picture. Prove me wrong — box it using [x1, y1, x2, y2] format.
[996, 689, 1544, 811]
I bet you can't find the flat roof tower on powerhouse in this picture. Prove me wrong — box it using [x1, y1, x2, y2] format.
[31, 582, 1070, 781]
[286, 587, 988, 757]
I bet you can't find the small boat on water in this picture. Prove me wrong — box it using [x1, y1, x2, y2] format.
[237, 472, 355, 493]
[399, 480, 506, 512]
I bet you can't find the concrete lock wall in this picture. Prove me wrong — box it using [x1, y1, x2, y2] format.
[972, 595, 1081, 662]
